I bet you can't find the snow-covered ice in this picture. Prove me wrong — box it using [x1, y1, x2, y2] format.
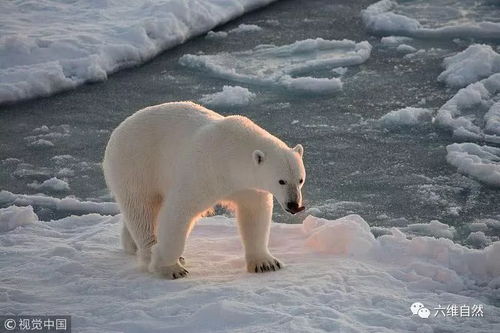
[0, 205, 37, 232]
[180, 38, 371, 93]
[1, 203, 500, 332]
[362, 0, 500, 39]
[199, 86, 256, 107]
[0, 0, 277, 104]
[438, 44, 500, 88]
[446, 143, 500, 187]
[379, 107, 433, 128]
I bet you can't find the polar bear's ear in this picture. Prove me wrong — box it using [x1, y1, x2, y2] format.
[253, 150, 265, 165]
[293, 144, 304, 157]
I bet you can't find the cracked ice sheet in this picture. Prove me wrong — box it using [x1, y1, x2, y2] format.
[362, 0, 500, 39]
[179, 38, 372, 94]
[1, 202, 500, 332]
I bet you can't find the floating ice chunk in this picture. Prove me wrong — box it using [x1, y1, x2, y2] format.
[0, 0, 279, 104]
[0, 190, 119, 215]
[179, 38, 371, 93]
[362, 0, 500, 39]
[199, 86, 255, 107]
[396, 44, 417, 54]
[380, 35, 413, 46]
[331, 67, 348, 75]
[362, 0, 422, 35]
[446, 142, 500, 187]
[205, 31, 228, 39]
[229, 24, 262, 33]
[379, 107, 433, 128]
[27, 139, 54, 147]
[279, 75, 343, 94]
[438, 44, 500, 88]
[404, 220, 456, 239]
[396, 44, 417, 53]
[0, 205, 38, 232]
[435, 73, 500, 143]
[28, 177, 70, 192]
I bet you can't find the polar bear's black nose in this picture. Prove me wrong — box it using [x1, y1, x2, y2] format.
[286, 202, 305, 214]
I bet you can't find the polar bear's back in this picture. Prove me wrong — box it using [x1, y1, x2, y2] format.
[103, 102, 222, 198]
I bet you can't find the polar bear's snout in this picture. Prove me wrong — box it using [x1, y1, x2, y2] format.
[286, 201, 305, 214]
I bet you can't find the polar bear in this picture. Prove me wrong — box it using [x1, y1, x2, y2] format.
[103, 101, 306, 279]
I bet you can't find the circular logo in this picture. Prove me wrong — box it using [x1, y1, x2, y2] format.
[4, 318, 16, 331]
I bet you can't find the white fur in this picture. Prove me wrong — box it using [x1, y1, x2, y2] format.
[103, 102, 306, 279]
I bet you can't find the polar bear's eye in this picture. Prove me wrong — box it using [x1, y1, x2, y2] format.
[299, 178, 303, 184]
[279, 180, 286, 185]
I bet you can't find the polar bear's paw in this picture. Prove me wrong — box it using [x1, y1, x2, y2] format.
[150, 260, 189, 279]
[246, 254, 283, 273]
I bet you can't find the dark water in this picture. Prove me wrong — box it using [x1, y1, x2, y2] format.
[1, 0, 499, 243]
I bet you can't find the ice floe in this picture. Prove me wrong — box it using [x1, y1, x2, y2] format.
[179, 38, 371, 93]
[362, 0, 500, 40]
[0, 0, 277, 104]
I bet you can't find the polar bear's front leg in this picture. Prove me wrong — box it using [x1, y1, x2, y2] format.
[232, 190, 283, 273]
[149, 201, 192, 279]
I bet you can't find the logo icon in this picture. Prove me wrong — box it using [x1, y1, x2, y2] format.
[411, 302, 430, 319]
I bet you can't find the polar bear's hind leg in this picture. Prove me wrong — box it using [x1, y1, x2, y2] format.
[120, 195, 162, 268]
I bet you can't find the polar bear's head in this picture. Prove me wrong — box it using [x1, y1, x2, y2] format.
[252, 144, 306, 214]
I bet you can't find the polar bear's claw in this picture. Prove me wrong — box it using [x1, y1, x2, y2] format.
[248, 255, 283, 274]
[151, 261, 189, 279]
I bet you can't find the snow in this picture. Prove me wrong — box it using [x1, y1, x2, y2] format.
[379, 107, 433, 128]
[438, 44, 500, 88]
[362, 0, 500, 39]
[435, 73, 500, 143]
[179, 38, 371, 93]
[0, 205, 37, 232]
[0, 0, 277, 104]
[446, 143, 500, 187]
[28, 177, 70, 192]
[1, 207, 499, 332]
[199, 86, 256, 107]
